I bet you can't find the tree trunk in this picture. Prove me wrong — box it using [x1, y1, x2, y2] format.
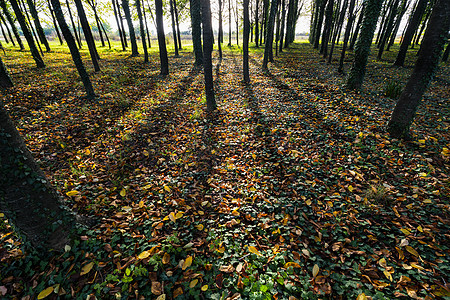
[345, 0, 383, 89]
[313, 0, 328, 49]
[201, 0, 216, 111]
[263, 0, 279, 68]
[279, 0, 286, 52]
[9, 0, 45, 68]
[393, 0, 428, 66]
[218, 0, 223, 59]
[19, 0, 44, 56]
[0, 57, 13, 88]
[413, 2, 431, 46]
[155, 0, 169, 75]
[51, 0, 96, 99]
[122, 0, 139, 56]
[243, 0, 250, 82]
[0, 16, 10, 44]
[348, 3, 364, 50]
[65, 0, 82, 48]
[174, 0, 182, 49]
[0, 0, 24, 50]
[74, 0, 101, 71]
[48, 0, 63, 45]
[386, 0, 408, 51]
[320, 0, 334, 56]
[142, 0, 151, 48]
[377, 0, 399, 59]
[88, 0, 106, 47]
[170, 0, 179, 56]
[328, 0, 349, 63]
[25, 0, 50, 52]
[255, 0, 259, 47]
[113, 0, 126, 50]
[338, 0, 356, 72]
[375, 0, 389, 44]
[228, 0, 232, 46]
[388, 0, 448, 138]
[117, 0, 128, 47]
[190, 0, 203, 65]
[136, 0, 148, 62]
[0, 101, 76, 250]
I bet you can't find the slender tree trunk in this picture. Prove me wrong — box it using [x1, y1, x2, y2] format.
[174, 0, 182, 49]
[349, 3, 363, 50]
[9, 0, 45, 67]
[0, 101, 77, 250]
[74, 0, 101, 71]
[169, 0, 179, 56]
[328, 0, 349, 63]
[19, 0, 44, 56]
[263, 0, 279, 68]
[142, 0, 151, 48]
[262, 0, 270, 44]
[0, 17, 10, 44]
[0, 14, 14, 46]
[48, 0, 63, 45]
[388, 0, 448, 138]
[313, 0, 328, 49]
[375, 1, 389, 44]
[66, 0, 82, 48]
[279, 0, 286, 51]
[320, 0, 334, 56]
[243, 0, 250, 82]
[88, 1, 106, 47]
[345, 0, 383, 89]
[117, 0, 128, 47]
[136, 0, 148, 62]
[218, 0, 223, 59]
[284, 0, 295, 47]
[394, 0, 428, 66]
[0, 0, 24, 50]
[190, 0, 203, 65]
[201, 0, 216, 111]
[255, 0, 259, 47]
[338, 0, 356, 72]
[228, 0, 232, 46]
[413, 3, 431, 46]
[26, 0, 50, 52]
[155, 0, 169, 75]
[51, 0, 96, 99]
[122, 0, 139, 56]
[377, 0, 399, 59]
[0, 57, 13, 88]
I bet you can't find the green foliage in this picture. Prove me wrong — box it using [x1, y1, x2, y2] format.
[384, 80, 403, 99]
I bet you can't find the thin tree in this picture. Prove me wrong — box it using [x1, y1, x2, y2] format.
[9, 0, 45, 68]
[174, 0, 182, 49]
[320, 0, 334, 56]
[0, 56, 13, 88]
[74, 0, 101, 71]
[169, 0, 179, 56]
[155, 0, 169, 74]
[201, 0, 216, 111]
[136, 0, 148, 62]
[117, 0, 128, 48]
[112, 0, 126, 50]
[19, 0, 44, 56]
[228, 0, 232, 46]
[278, 0, 286, 52]
[328, 0, 349, 63]
[338, 0, 356, 72]
[263, 0, 279, 68]
[50, 0, 96, 99]
[26, 0, 50, 52]
[122, 0, 139, 56]
[190, 0, 203, 65]
[345, 0, 383, 90]
[243, 0, 250, 82]
[142, 0, 151, 47]
[377, 0, 400, 59]
[0, 0, 24, 50]
[0, 16, 10, 44]
[348, 3, 364, 50]
[218, 0, 223, 59]
[387, 0, 449, 138]
[65, 0, 82, 48]
[313, 0, 328, 49]
[47, 0, 63, 45]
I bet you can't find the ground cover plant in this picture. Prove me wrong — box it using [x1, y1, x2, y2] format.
[0, 40, 449, 299]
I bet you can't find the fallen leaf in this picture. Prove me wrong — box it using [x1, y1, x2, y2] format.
[80, 262, 94, 276]
[182, 256, 193, 270]
[312, 264, 319, 277]
[37, 287, 54, 299]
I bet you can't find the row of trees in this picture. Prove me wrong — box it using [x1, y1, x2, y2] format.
[0, 0, 449, 250]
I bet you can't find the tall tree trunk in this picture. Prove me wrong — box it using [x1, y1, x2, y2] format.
[142, 0, 151, 48]
[228, 0, 232, 46]
[328, 0, 349, 63]
[0, 57, 13, 88]
[255, 0, 259, 47]
[388, 0, 448, 138]
[0, 14, 14, 46]
[0, 0, 24, 50]
[263, 0, 279, 68]
[26, 0, 50, 52]
[66, 0, 82, 48]
[155, 0, 169, 74]
[243, 0, 250, 82]
[218, 0, 223, 59]
[136, 0, 148, 62]
[9, 0, 45, 67]
[174, 0, 182, 49]
[122, 0, 139, 56]
[88, 0, 106, 47]
[190, 0, 203, 65]
[348, 3, 364, 50]
[19, 0, 44, 56]
[262, 0, 270, 44]
[74, 0, 101, 71]
[51, 0, 96, 99]
[393, 0, 428, 66]
[170, 0, 179, 56]
[320, 0, 334, 56]
[377, 0, 399, 59]
[117, 0, 128, 47]
[0, 102, 76, 250]
[0, 16, 10, 44]
[413, 2, 431, 46]
[338, 0, 356, 72]
[386, 0, 408, 50]
[279, 0, 286, 51]
[47, 0, 63, 45]
[375, 0, 389, 44]
[201, 0, 216, 111]
[345, 0, 383, 89]
[313, 0, 327, 49]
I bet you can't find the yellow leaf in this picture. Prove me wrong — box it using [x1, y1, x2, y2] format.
[169, 212, 176, 222]
[189, 279, 198, 288]
[162, 253, 170, 264]
[66, 190, 79, 197]
[232, 209, 240, 216]
[400, 228, 411, 235]
[120, 189, 126, 197]
[37, 287, 54, 299]
[348, 185, 354, 192]
[285, 262, 301, 268]
[405, 246, 419, 257]
[384, 270, 393, 282]
[312, 264, 319, 277]
[402, 264, 412, 270]
[164, 185, 171, 192]
[195, 224, 204, 230]
[378, 257, 387, 268]
[356, 293, 367, 300]
[417, 225, 423, 233]
[248, 246, 261, 256]
[252, 153, 256, 159]
[306, 199, 312, 205]
[143, 150, 149, 157]
[410, 262, 424, 270]
[0, 213, 4, 218]
[80, 262, 94, 275]
[138, 250, 151, 260]
[139, 200, 145, 208]
[156, 294, 166, 300]
[201, 285, 208, 291]
[175, 211, 184, 219]
[182, 256, 193, 270]
[173, 287, 183, 298]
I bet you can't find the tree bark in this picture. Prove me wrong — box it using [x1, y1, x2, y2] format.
[201, 0, 216, 111]
[155, 0, 169, 74]
[328, 0, 349, 63]
[393, 0, 428, 66]
[0, 0, 24, 50]
[279, 0, 286, 52]
[313, 0, 327, 49]
[377, 0, 399, 59]
[218, 0, 223, 59]
[136, 0, 148, 62]
[66, 0, 82, 48]
[348, 3, 363, 50]
[243, 0, 250, 82]
[122, 0, 139, 56]
[338, 0, 356, 72]
[320, 0, 334, 56]
[9, 0, 45, 68]
[112, 0, 126, 50]
[263, 0, 279, 68]
[26, 0, 50, 52]
[190, 0, 203, 65]
[0, 16, 10, 44]
[0, 57, 13, 88]
[47, 0, 63, 45]
[345, 0, 383, 90]
[170, 0, 179, 56]
[174, 0, 182, 49]
[255, 0, 259, 47]
[117, 0, 128, 47]
[20, 0, 44, 56]
[51, 0, 96, 99]
[388, 0, 448, 138]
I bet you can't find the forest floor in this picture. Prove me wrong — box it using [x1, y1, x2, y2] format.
[0, 41, 449, 300]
